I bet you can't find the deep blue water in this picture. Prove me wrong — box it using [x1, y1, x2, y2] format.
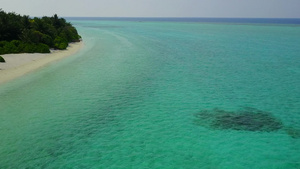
[67, 17, 300, 25]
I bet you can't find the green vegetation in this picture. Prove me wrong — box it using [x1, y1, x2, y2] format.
[0, 9, 81, 55]
[0, 56, 5, 62]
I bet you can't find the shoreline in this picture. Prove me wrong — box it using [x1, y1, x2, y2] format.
[0, 41, 83, 85]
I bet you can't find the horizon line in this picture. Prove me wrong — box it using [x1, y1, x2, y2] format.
[25, 15, 300, 19]
[62, 16, 300, 19]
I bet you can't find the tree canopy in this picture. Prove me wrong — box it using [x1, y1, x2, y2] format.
[0, 9, 81, 54]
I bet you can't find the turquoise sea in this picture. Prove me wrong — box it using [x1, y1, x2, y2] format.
[0, 18, 300, 168]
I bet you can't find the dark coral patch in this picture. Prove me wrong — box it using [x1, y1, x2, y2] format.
[194, 108, 283, 132]
[285, 127, 300, 139]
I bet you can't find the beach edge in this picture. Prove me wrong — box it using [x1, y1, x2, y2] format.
[0, 41, 83, 85]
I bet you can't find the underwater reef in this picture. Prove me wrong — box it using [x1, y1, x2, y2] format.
[194, 107, 300, 138]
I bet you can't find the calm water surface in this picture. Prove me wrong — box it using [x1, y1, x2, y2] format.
[0, 18, 300, 168]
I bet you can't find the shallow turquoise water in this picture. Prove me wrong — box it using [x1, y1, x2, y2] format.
[0, 20, 300, 168]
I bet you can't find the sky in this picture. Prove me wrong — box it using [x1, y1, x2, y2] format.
[1, 0, 300, 18]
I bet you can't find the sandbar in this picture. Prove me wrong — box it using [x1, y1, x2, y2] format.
[0, 41, 83, 85]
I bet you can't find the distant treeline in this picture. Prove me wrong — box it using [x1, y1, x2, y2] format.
[0, 9, 81, 54]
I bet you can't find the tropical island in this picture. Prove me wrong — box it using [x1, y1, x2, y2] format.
[0, 10, 82, 84]
[0, 9, 81, 56]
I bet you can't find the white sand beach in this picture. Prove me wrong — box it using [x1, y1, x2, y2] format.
[0, 41, 83, 85]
